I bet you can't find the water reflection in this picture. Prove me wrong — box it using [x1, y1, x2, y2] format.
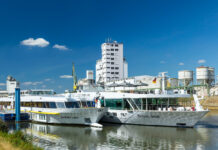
[9, 111, 218, 150]
[14, 123, 211, 150]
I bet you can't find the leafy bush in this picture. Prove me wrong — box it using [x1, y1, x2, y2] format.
[0, 119, 8, 133]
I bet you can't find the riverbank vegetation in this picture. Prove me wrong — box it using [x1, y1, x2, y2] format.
[178, 96, 218, 110]
[0, 120, 42, 150]
[202, 96, 218, 110]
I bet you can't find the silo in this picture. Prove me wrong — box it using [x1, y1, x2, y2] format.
[208, 67, 215, 85]
[196, 66, 209, 85]
[178, 70, 193, 86]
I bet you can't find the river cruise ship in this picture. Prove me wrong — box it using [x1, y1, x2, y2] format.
[68, 90, 208, 127]
[0, 89, 106, 127]
[98, 92, 208, 127]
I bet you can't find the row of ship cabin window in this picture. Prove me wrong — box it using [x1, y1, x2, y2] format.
[20, 101, 95, 108]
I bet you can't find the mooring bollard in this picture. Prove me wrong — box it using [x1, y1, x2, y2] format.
[15, 88, 20, 122]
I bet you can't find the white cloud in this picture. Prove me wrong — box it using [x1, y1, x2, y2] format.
[32, 81, 43, 86]
[0, 83, 5, 86]
[22, 81, 43, 86]
[198, 59, 206, 64]
[179, 62, 184, 66]
[44, 78, 51, 82]
[21, 38, 49, 47]
[60, 75, 72, 79]
[160, 61, 166, 64]
[53, 44, 69, 50]
[22, 82, 32, 86]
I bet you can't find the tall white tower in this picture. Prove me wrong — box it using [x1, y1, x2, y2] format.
[6, 76, 20, 94]
[96, 40, 128, 84]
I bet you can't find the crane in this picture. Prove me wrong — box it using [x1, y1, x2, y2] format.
[72, 62, 78, 92]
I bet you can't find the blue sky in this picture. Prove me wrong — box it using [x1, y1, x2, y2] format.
[0, 0, 218, 92]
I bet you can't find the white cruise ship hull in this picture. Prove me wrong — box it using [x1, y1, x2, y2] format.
[101, 109, 208, 127]
[22, 107, 107, 125]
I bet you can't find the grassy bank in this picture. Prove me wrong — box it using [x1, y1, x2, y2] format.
[178, 96, 218, 110]
[202, 96, 218, 110]
[0, 120, 42, 150]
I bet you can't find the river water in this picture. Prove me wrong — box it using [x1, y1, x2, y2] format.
[9, 111, 218, 150]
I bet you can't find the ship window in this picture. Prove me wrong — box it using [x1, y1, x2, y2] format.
[42, 102, 49, 108]
[87, 101, 93, 107]
[56, 102, 65, 108]
[49, 102, 57, 108]
[65, 102, 80, 108]
[105, 99, 123, 110]
[81, 102, 88, 107]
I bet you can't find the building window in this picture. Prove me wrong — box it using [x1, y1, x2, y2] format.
[107, 62, 110, 64]
[107, 67, 110, 69]
[115, 72, 119, 74]
[111, 49, 114, 51]
[106, 49, 110, 51]
[115, 49, 118, 51]
[115, 67, 119, 69]
[111, 53, 114, 55]
[111, 44, 113, 46]
[115, 44, 118, 47]
[111, 62, 114, 64]
[111, 67, 114, 69]
[111, 72, 114, 74]
[111, 58, 114, 60]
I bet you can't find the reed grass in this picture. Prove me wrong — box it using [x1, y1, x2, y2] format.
[0, 120, 42, 150]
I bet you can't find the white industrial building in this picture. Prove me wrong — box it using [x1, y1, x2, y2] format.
[0, 76, 20, 97]
[178, 70, 193, 87]
[78, 70, 95, 86]
[96, 41, 128, 84]
[77, 70, 104, 92]
[105, 74, 178, 93]
[196, 66, 215, 85]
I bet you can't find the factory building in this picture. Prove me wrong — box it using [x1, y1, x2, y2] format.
[196, 66, 215, 86]
[105, 75, 179, 93]
[178, 70, 193, 87]
[77, 70, 104, 92]
[177, 66, 216, 97]
[0, 76, 20, 97]
[96, 41, 128, 84]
